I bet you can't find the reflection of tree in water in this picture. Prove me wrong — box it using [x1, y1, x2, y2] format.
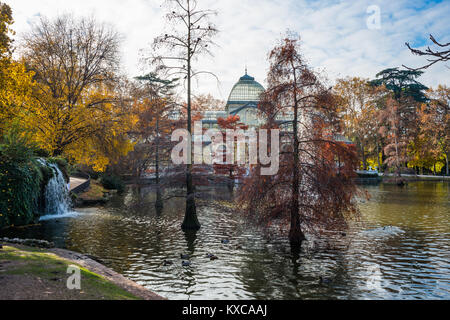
[180, 230, 198, 298]
[156, 187, 163, 216]
[184, 230, 197, 255]
[237, 237, 359, 299]
[64, 186, 186, 276]
[4, 182, 448, 299]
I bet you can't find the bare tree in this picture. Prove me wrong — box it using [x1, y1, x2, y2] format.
[404, 34, 450, 71]
[150, 0, 218, 230]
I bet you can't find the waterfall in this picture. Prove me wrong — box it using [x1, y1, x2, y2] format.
[37, 159, 76, 220]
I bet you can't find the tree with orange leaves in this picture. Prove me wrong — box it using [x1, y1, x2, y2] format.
[214, 115, 248, 190]
[239, 34, 359, 247]
[334, 77, 384, 171]
[126, 73, 179, 210]
[414, 86, 450, 175]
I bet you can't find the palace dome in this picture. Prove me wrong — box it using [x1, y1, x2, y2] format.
[227, 72, 265, 104]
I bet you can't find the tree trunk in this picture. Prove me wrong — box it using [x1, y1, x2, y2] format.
[183, 169, 200, 230]
[156, 187, 163, 215]
[182, 17, 200, 231]
[394, 134, 401, 178]
[376, 141, 382, 173]
[446, 153, 449, 176]
[289, 65, 306, 247]
[361, 144, 367, 170]
[228, 168, 235, 192]
[290, 150, 304, 245]
[155, 117, 163, 212]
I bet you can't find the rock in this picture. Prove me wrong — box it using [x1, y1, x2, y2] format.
[85, 254, 105, 264]
[23, 239, 55, 249]
[163, 260, 173, 266]
[2, 237, 54, 249]
[180, 254, 190, 260]
[206, 253, 219, 260]
[182, 261, 191, 267]
[362, 226, 405, 238]
[319, 276, 333, 285]
[397, 180, 406, 187]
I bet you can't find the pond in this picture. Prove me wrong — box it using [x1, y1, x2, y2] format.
[1, 181, 449, 300]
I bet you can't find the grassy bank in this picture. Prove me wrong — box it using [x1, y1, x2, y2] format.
[72, 180, 114, 207]
[0, 245, 140, 300]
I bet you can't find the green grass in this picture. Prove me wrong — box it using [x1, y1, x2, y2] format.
[0, 246, 140, 300]
[77, 181, 109, 201]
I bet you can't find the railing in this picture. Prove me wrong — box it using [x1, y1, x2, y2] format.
[70, 172, 91, 195]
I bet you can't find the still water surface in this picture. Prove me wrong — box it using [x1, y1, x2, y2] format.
[2, 182, 449, 300]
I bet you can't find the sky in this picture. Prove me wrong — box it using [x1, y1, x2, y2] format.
[8, 0, 450, 101]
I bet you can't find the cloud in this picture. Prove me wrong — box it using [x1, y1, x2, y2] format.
[8, 0, 450, 101]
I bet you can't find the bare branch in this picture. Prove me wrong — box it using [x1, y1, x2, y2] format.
[404, 34, 450, 70]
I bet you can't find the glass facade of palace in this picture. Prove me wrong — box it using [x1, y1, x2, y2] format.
[200, 71, 296, 132]
[199, 71, 352, 143]
[201, 71, 268, 129]
[193, 71, 352, 164]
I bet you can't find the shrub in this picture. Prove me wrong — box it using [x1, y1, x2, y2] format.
[0, 127, 37, 163]
[0, 129, 42, 228]
[100, 174, 125, 193]
[89, 171, 101, 180]
[35, 148, 51, 158]
[48, 157, 70, 183]
[39, 164, 54, 186]
[401, 167, 416, 175]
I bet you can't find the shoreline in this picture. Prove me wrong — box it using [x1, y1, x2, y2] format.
[0, 241, 166, 300]
[355, 174, 450, 185]
[49, 246, 166, 300]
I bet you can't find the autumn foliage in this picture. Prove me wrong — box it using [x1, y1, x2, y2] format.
[213, 115, 248, 185]
[238, 36, 360, 245]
